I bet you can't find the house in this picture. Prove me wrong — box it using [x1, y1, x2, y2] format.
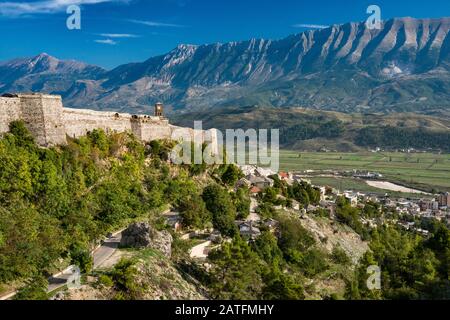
[438, 192, 450, 207]
[255, 167, 276, 178]
[235, 177, 251, 189]
[250, 186, 262, 194]
[344, 192, 358, 207]
[249, 176, 273, 189]
[419, 199, 440, 212]
[237, 221, 261, 240]
[263, 218, 279, 233]
[317, 186, 327, 201]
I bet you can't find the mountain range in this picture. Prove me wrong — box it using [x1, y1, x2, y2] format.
[0, 17, 449, 115]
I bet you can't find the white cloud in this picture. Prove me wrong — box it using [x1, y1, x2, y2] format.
[292, 24, 329, 29]
[128, 19, 185, 28]
[0, 0, 128, 16]
[94, 39, 117, 45]
[97, 33, 139, 38]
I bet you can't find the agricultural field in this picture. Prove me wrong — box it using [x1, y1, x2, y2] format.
[279, 151, 450, 193]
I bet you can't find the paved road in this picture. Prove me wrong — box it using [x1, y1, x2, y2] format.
[93, 233, 122, 269]
[48, 267, 79, 293]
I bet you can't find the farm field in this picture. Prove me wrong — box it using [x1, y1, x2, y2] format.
[279, 151, 450, 193]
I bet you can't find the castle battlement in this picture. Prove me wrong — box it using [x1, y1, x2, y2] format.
[0, 93, 217, 151]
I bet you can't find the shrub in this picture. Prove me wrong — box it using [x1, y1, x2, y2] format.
[14, 275, 48, 300]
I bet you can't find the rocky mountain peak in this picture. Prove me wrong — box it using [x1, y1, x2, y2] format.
[0, 17, 449, 114]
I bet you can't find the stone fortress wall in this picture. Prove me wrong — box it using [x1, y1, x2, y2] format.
[0, 93, 218, 152]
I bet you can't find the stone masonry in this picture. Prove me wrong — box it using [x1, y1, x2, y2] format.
[0, 93, 218, 151]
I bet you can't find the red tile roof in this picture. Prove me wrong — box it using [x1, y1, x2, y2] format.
[279, 172, 289, 179]
[250, 186, 262, 194]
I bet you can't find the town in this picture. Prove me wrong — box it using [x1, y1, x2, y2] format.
[161, 164, 450, 261]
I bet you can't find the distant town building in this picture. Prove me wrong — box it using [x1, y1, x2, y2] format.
[249, 176, 273, 190]
[278, 171, 291, 180]
[235, 178, 251, 190]
[438, 192, 450, 208]
[344, 192, 359, 207]
[250, 186, 262, 194]
[237, 221, 261, 240]
[420, 199, 440, 212]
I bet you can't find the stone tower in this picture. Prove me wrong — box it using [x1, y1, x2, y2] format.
[154, 102, 164, 117]
[18, 94, 67, 146]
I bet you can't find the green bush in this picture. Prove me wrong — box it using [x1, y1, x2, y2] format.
[300, 248, 329, 277]
[14, 275, 48, 300]
[70, 244, 93, 273]
[98, 274, 114, 287]
[331, 246, 351, 265]
[110, 258, 143, 300]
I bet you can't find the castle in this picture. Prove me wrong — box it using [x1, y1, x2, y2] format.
[0, 93, 218, 150]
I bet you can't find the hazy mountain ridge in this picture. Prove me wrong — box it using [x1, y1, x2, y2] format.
[0, 17, 449, 114]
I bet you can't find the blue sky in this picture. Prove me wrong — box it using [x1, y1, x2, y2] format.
[0, 0, 449, 69]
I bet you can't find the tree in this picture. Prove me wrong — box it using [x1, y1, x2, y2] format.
[288, 181, 320, 206]
[8, 121, 35, 150]
[202, 184, 237, 237]
[179, 194, 211, 229]
[208, 237, 263, 299]
[220, 165, 243, 186]
[70, 243, 93, 273]
[335, 196, 368, 239]
[252, 231, 283, 265]
[300, 248, 329, 277]
[88, 129, 110, 154]
[277, 216, 316, 263]
[262, 270, 305, 300]
[262, 187, 278, 204]
[233, 187, 251, 220]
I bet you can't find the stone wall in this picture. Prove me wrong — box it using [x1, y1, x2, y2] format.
[0, 93, 219, 152]
[0, 96, 22, 133]
[63, 108, 133, 139]
[133, 117, 172, 141]
[34, 95, 66, 146]
[0, 94, 66, 146]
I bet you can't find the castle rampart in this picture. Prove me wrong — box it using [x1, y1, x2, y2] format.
[0, 93, 218, 150]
